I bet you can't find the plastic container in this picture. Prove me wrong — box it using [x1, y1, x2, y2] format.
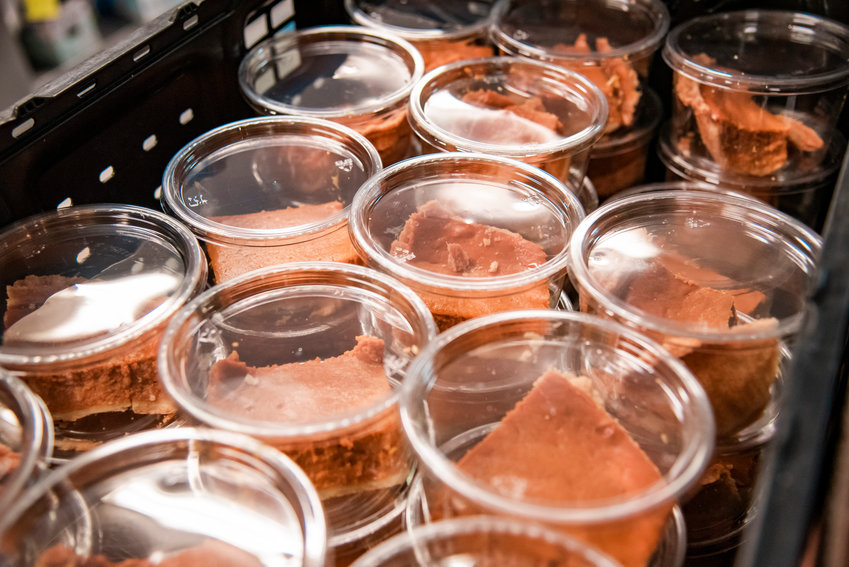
[567, 189, 822, 439]
[587, 88, 662, 200]
[161, 116, 382, 283]
[662, 10, 849, 178]
[404, 477, 687, 567]
[658, 123, 845, 233]
[399, 310, 715, 567]
[0, 428, 327, 566]
[680, 373, 782, 561]
[0, 204, 207, 456]
[158, 262, 437, 557]
[348, 152, 585, 331]
[408, 56, 607, 210]
[351, 515, 624, 567]
[491, 0, 669, 135]
[343, 0, 500, 72]
[238, 25, 424, 165]
[0, 372, 53, 514]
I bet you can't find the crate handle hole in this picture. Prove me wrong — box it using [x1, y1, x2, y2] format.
[133, 45, 151, 62]
[143, 134, 158, 152]
[270, 0, 294, 28]
[244, 15, 268, 48]
[183, 14, 199, 31]
[12, 118, 35, 138]
[57, 197, 73, 209]
[99, 166, 115, 183]
[179, 108, 194, 125]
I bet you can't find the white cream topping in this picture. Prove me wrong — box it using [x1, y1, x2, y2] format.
[5, 272, 180, 344]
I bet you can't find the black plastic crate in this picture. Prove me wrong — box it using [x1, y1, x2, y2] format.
[0, 0, 296, 225]
[0, 1, 847, 566]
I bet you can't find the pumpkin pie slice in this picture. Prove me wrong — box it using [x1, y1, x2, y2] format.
[622, 260, 779, 436]
[453, 369, 669, 567]
[207, 202, 357, 283]
[206, 335, 407, 499]
[390, 201, 551, 329]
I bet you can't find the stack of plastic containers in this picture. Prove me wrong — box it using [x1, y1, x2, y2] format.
[491, 0, 670, 200]
[568, 188, 822, 563]
[660, 10, 849, 232]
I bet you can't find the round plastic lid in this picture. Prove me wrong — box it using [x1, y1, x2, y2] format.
[350, 153, 585, 293]
[492, 0, 670, 63]
[344, 0, 501, 40]
[569, 190, 822, 342]
[662, 10, 849, 93]
[159, 262, 436, 436]
[161, 116, 381, 247]
[239, 26, 424, 118]
[0, 428, 327, 567]
[409, 57, 608, 158]
[0, 204, 206, 369]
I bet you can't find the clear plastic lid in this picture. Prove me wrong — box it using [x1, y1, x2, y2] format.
[344, 0, 503, 41]
[239, 25, 424, 118]
[0, 204, 206, 370]
[159, 262, 436, 436]
[0, 372, 53, 514]
[568, 190, 821, 343]
[662, 10, 849, 94]
[492, 0, 670, 66]
[409, 56, 608, 159]
[348, 153, 585, 330]
[0, 428, 327, 566]
[162, 116, 381, 248]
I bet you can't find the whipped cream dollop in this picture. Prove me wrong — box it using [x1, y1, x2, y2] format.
[5, 272, 181, 344]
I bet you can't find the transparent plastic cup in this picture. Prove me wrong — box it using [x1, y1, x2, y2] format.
[400, 310, 715, 567]
[0, 204, 207, 456]
[161, 116, 382, 283]
[158, 262, 437, 555]
[343, 0, 501, 72]
[408, 56, 607, 211]
[348, 152, 585, 331]
[568, 189, 821, 439]
[0, 371, 53, 514]
[491, 0, 669, 135]
[351, 515, 624, 567]
[679, 372, 782, 561]
[662, 10, 849, 178]
[239, 25, 424, 165]
[587, 88, 662, 200]
[657, 122, 845, 233]
[0, 428, 327, 567]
